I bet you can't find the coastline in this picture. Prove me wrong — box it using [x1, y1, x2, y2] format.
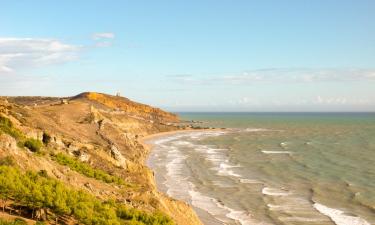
[138, 128, 224, 225]
[138, 128, 213, 225]
[139, 128, 227, 225]
[139, 128, 223, 146]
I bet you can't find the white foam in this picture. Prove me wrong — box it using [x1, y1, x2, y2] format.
[280, 142, 288, 147]
[262, 187, 290, 196]
[239, 179, 263, 184]
[313, 203, 371, 225]
[226, 209, 264, 225]
[152, 130, 275, 224]
[216, 163, 242, 177]
[261, 150, 292, 154]
[189, 187, 268, 225]
[278, 216, 328, 222]
[244, 128, 270, 132]
[173, 140, 193, 146]
[162, 146, 191, 200]
[189, 189, 232, 223]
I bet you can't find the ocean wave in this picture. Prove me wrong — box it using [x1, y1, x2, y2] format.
[313, 203, 371, 225]
[261, 150, 292, 154]
[212, 162, 242, 178]
[163, 146, 190, 199]
[262, 187, 290, 196]
[280, 142, 288, 147]
[278, 216, 328, 222]
[189, 186, 268, 225]
[244, 128, 271, 132]
[239, 179, 263, 184]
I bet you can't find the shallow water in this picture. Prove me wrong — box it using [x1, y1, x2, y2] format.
[147, 113, 375, 225]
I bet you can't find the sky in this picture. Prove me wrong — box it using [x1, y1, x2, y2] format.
[1, 0, 375, 112]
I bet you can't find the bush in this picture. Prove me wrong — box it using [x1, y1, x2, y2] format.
[0, 165, 173, 225]
[0, 116, 24, 140]
[23, 138, 43, 152]
[0, 218, 27, 225]
[52, 153, 125, 185]
[12, 218, 27, 225]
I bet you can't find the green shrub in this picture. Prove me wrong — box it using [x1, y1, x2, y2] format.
[23, 138, 43, 152]
[0, 116, 24, 140]
[0, 218, 28, 225]
[116, 205, 172, 225]
[12, 218, 27, 225]
[0, 165, 174, 225]
[52, 153, 125, 185]
[0, 219, 13, 225]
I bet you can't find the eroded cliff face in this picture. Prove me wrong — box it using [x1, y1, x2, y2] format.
[0, 93, 202, 225]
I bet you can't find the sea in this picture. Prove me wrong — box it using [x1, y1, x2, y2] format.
[146, 112, 375, 225]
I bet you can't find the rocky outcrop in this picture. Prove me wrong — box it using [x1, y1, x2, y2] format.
[110, 144, 127, 168]
[73, 92, 179, 123]
[0, 134, 18, 152]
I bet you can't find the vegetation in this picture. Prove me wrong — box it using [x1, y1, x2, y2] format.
[0, 156, 15, 166]
[0, 115, 44, 153]
[0, 218, 27, 225]
[0, 116, 24, 140]
[0, 164, 173, 225]
[23, 138, 43, 153]
[52, 153, 125, 185]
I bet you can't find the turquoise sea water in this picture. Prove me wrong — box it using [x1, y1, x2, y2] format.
[147, 113, 375, 225]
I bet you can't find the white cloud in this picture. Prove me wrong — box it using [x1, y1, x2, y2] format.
[0, 38, 80, 75]
[92, 32, 115, 40]
[92, 33, 115, 48]
[314, 96, 370, 105]
[169, 68, 375, 85]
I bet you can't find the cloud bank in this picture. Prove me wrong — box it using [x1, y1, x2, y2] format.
[169, 68, 375, 85]
[0, 38, 80, 74]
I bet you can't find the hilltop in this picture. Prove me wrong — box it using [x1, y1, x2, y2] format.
[0, 92, 202, 225]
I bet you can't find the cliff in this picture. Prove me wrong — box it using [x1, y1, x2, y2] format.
[0, 93, 202, 225]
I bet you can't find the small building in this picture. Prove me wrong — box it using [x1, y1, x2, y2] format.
[61, 99, 69, 104]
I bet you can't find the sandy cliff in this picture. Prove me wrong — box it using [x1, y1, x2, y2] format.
[0, 93, 202, 225]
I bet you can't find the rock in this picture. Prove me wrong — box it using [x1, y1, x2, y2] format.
[22, 128, 43, 141]
[0, 134, 18, 151]
[110, 144, 127, 168]
[78, 151, 90, 162]
[51, 135, 65, 148]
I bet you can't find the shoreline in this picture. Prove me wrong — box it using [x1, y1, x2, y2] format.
[139, 127, 227, 225]
[139, 128, 226, 160]
[139, 128, 224, 143]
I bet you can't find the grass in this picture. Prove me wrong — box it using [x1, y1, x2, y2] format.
[52, 152, 126, 185]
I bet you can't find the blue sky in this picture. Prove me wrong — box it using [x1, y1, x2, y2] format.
[1, 0, 375, 111]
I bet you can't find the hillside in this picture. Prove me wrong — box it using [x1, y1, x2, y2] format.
[0, 93, 202, 225]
